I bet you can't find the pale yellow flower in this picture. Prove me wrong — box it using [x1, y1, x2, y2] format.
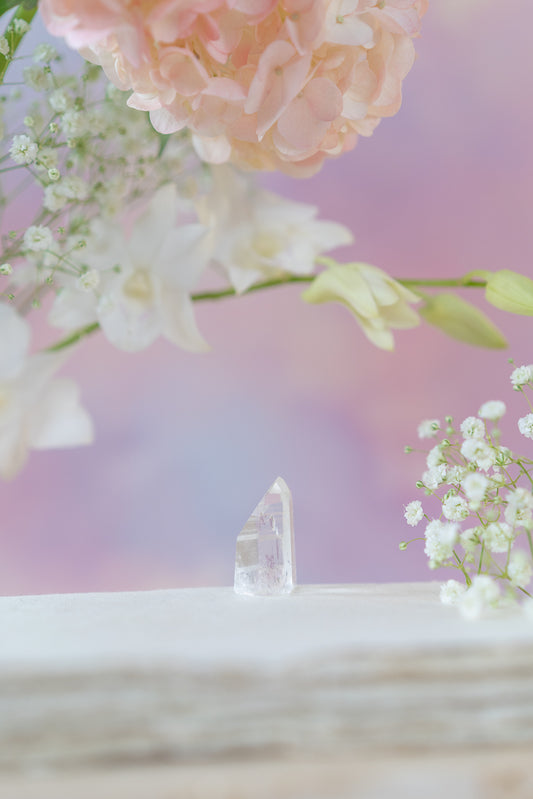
[302, 262, 420, 350]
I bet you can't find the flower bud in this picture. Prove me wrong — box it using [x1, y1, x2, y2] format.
[420, 293, 507, 349]
[485, 270, 533, 315]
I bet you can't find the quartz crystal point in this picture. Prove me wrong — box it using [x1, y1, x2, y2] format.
[234, 476, 296, 596]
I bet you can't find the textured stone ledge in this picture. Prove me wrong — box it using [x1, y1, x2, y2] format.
[1, 583, 533, 778]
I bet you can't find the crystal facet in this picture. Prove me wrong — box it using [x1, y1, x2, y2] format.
[234, 476, 296, 596]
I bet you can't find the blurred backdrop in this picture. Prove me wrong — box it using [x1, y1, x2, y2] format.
[2, 0, 533, 595]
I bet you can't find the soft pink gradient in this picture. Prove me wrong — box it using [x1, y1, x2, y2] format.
[2, 1, 533, 594]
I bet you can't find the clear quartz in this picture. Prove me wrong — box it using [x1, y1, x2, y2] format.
[234, 476, 296, 596]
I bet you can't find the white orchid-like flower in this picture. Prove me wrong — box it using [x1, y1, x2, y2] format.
[196, 165, 353, 294]
[302, 261, 420, 350]
[49, 183, 211, 352]
[0, 303, 93, 479]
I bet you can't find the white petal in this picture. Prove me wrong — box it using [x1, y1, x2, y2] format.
[308, 220, 354, 252]
[48, 288, 98, 330]
[225, 261, 265, 294]
[129, 184, 178, 268]
[160, 289, 210, 352]
[0, 419, 27, 479]
[158, 223, 211, 289]
[0, 303, 30, 380]
[27, 377, 93, 450]
[326, 14, 374, 46]
[97, 290, 161, 352]
[84, 221, 128, 272]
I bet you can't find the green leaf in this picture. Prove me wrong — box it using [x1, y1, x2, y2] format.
[485, 270, 533, 315]
[0, 0, 37, 17]
[420, 293, 507, 349]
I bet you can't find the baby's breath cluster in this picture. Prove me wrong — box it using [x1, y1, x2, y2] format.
[1, 50, 196, 308]
[402, 363, 533, 619]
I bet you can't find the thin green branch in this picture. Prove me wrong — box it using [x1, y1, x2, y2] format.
[191, 274, 312, 302]
[46, 322, 100, 352]
[400, 278, 487, 289]
[42, 271, 491, 353]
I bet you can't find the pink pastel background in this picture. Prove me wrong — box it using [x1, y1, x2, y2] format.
[2, 0, 533, 595]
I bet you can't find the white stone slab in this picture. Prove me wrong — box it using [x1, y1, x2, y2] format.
[1, 583, 533, 775]
[2, 582, 533, 671]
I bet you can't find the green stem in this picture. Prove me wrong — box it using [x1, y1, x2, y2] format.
[41, 272, 489, 353]
[516, 460, 533, 495]
[453, 550, 472, 586]
[191, 274, 312, 303]
[527, 530, 533, 562]
[399, 278, 486, 289]
[0, 4, 37, 85]
[478, 541, 485, 575]
[46, 322, 99, 352]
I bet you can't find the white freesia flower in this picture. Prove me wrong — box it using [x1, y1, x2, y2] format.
[197, 165, 353, 294]
[49, 184, 210, 353]
[0, 304, 93, 478]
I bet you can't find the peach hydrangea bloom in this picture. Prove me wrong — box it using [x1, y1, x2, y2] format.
[40, 0, 428, 176]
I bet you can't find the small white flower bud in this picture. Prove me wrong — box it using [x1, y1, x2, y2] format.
[13, 19, 30, 34]
[77, 270, 100, 291]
